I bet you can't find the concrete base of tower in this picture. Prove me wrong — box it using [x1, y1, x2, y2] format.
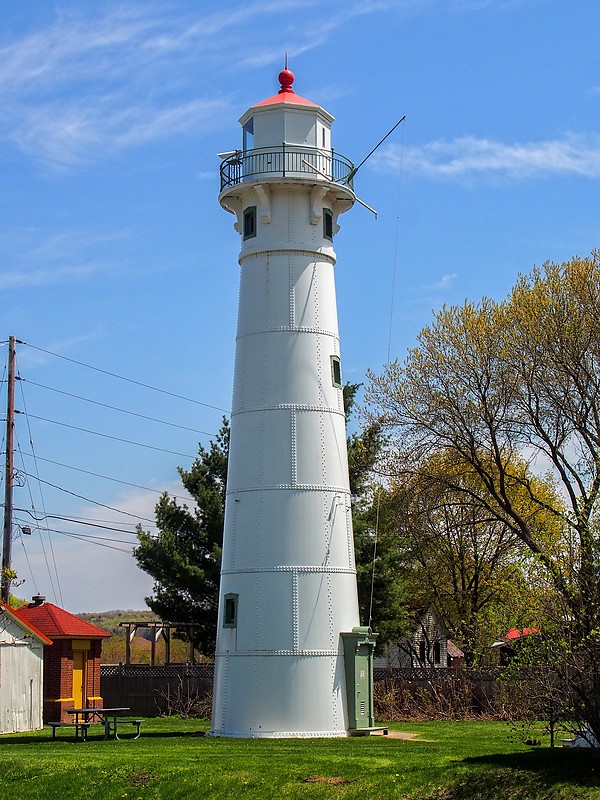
[209, 652, 350, 738]
[207, 728, 349, 739]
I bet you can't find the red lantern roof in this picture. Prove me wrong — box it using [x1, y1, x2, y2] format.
[253, 68, 318, 108]
[12, 599, 111, 639]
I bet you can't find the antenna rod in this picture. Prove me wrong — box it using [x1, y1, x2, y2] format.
[2, 336, 16, 604]
[349, 115, 406, 179]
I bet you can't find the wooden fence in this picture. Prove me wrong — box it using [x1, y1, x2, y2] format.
[101, 664, 213, 717]
[101, 664, 505, 719]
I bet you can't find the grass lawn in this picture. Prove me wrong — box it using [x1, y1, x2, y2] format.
[1, 718, 599, 799]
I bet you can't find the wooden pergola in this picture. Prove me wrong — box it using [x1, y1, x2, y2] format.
[119, 621, 203, 666]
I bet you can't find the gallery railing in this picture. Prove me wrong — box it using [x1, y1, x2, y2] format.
[220, 145, 355, 191]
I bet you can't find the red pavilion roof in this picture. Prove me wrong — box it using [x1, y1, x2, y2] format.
[12, 599, 111, 640]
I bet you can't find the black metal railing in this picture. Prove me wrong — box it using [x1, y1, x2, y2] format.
[220, 145, 355, 191]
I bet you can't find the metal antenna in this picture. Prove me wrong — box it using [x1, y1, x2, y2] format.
[346, 115, 406, 182]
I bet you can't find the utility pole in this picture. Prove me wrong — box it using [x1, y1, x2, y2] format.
[2, 335, 16, 604]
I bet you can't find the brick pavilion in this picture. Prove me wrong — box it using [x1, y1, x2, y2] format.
[13, 595, 111, 722]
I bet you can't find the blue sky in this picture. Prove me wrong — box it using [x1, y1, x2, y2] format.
[1, 0, 598, 613]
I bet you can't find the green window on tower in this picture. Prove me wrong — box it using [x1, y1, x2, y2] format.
[323, 208, 333, 240]
[243, 206, 257, 240]
[330, 355, 342, 388]
[223, 593, 238, 628]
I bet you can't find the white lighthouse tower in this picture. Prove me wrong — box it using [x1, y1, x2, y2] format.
[211, 68, 365, 738]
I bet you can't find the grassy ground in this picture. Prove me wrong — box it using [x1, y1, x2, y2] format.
[0, 718, 599, 799]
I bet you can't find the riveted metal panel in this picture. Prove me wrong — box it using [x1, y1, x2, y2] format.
[224, 489, 353, 569]
[294, 410, 349, 488]
[212, 652, 348, 737]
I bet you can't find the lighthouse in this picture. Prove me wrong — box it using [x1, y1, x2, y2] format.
[211, 69, 372, 738]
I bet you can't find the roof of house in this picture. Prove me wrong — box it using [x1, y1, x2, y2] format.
[505, 627, 540, 640]
[0, 601, 53, 645]
[12, 599, 111, 640]
[446, 640, 464, 659]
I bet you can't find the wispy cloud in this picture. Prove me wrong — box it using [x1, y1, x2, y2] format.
[0, 1, 412, 170]
[429, 272, 459, 290]
[375, 134, 600, 181]
[0, 229, 126, 288]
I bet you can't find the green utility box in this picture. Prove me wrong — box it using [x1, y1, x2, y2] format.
[341, 626, 378, 731]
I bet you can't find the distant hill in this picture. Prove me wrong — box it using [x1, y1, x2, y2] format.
[77, 609, 205, 664]
[77, 609, 159, 637]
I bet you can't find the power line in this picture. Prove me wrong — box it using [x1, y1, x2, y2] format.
[16, 452, 169, 496]
[18, 472, 156, 523]
[13, 510, 146, 536]
[50, 529, 133, 553]
[42, 527, 136, 546]
[14, 367, 63, 605]
[22, 341, 230, 414]
[21, 412, 197, 459]
[20, 378, 217, 437]
[14, 509, 152, 529]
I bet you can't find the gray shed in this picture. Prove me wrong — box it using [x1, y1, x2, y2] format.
[0, 602, 51, 733]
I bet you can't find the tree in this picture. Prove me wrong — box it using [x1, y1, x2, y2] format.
[344, 384, 411, 648]
[366, 252, 600, 738]
[133, 419, 229, 657]
[390, 450, 558, 665]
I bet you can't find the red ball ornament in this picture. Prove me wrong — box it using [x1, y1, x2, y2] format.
[278, 69, 295, 93]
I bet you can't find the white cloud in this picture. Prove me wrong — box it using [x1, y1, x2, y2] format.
[13, 480, 197, 612]
[429, 272, 459, 290]
[375, 134, 600, 180]
[0, 1, 433, 170]
[0, 229, 126, 289]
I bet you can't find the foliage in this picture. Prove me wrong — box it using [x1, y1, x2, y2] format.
[373, 672, 503, 721]
[344, 383, 411, 647]
[366, 251, 600, 738]
[133, 419, 229, 657]
[8, 593, 28, 609]
[389, 451, 558, 665]
[1, 718, 599, 800]
[156, 675, 212, 718]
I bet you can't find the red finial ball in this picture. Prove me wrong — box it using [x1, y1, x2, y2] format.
[278, 68, 295, 94]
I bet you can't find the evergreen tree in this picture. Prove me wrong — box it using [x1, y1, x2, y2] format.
[133, 419, 229, 656]
[344, 384, 410, 648]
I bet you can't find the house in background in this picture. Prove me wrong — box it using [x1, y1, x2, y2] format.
[0, 601, 52, 733]
[374, 604, 464, 669]
[13, 596, 111, 722]
[490, 627, 540, 666]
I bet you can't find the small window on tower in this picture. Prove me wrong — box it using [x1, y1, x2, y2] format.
[243, 118, 254, 152]
[323, 208, 333, 240]
[223, 593, 238, 628]
[243, 206, 257, 240]
[330, 355, 342, 388]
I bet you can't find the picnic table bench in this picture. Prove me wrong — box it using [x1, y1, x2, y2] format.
[47, 720, 92, 741]
[114, 718, 143, 739]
